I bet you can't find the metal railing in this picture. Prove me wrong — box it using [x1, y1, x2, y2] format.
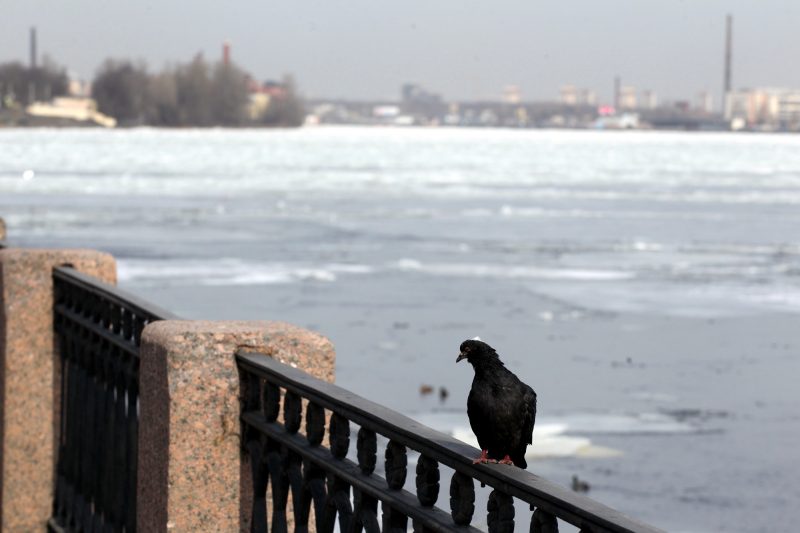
[50, 266, 177, 533]
[41, 261, 665, 532]
[237, 351, 665, 533]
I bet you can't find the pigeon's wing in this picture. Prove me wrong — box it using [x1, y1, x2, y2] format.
[521, 383, 537, 444]
[467, 386, 491, 450]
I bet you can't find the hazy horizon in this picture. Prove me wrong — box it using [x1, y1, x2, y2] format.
[2, 0, 799, 105]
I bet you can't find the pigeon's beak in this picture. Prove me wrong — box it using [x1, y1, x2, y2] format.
[456, 352, 467, 363]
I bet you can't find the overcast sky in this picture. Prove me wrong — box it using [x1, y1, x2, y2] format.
[2, 1, 799, 104]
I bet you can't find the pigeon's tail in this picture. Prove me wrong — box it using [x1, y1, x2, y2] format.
[512, 452, 527, 469]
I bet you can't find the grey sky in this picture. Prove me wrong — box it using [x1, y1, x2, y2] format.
[2, 1, 799, 104]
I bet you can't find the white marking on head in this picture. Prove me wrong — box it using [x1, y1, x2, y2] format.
[472, 336, 482, 341]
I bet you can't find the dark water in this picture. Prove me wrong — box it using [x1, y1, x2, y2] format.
[2, 127, 800, 532]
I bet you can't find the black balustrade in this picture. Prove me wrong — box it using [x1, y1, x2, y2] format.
[49, 266, 177, 533]
[38, 260, 666, 533]
[237, 351, 665, 533]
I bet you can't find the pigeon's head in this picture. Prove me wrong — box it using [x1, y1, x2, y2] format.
[456, 339, 499, 365]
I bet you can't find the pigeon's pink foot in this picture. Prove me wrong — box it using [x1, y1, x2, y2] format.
[498, 455, 514, 465]
[472, 449, 497, 464]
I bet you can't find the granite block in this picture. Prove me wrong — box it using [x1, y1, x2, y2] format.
[138, 320, 335, 532]
[0, 248, 116, 531]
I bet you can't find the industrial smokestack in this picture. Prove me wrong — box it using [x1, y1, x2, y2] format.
[614, 76, 620, 111]
[724, 15, 732, 95]
[30, 27, 37, 69]
[223, 41, 231, 66]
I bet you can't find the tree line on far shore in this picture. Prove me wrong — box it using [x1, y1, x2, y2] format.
[0, 59, 68, 107]
[0, 55, 305, 128]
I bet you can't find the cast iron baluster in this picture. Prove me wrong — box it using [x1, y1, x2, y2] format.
[264, 385, 291, 533]
[122, 308, 133, 342]
[111, 303, 121, 335]
[357, 428, 377, 474]
[289, 449, 310, 532]
[112, 346, 127, 529]
[303, 461, 327, 529]
[414, 455, 442, 532]
[264, 381, 281, 422]
[65, 335, 80, 527]
[266, 425, 290, 533]
[284, 390, 302, 434]
[261, 380, 284, 531]
[241, 372, 269, 533]
[531, 508, 559, 533]
[321, 414, 352, 533]
[283, 390, 309, 531]
[126, 366, 139, 532]
[351, 487, 380, 533]
[247, 435, 268, 533]
[101, 341, 117, 529]
[52, 328, 68, 524]
[134, 315, 146, 346]
[323, 475, 353, 533]
[385, 440, 407, 490]
[243, 371, 261, 415]
[352, 427, 379, 533]
[329, 413, 350, 459]
[449, 471, 475, 526]
[89, 333, 106, 524]
[77, 328, 94, 528]
[487, 490, 515, 533]
[382, 504, 408, 533]
[57, 330, 75, 525]
[304, 402, 327, 528]
[306, 402, 325, 446]
[52, 285, 66, 524]
[385, 441, 412, 530]
[415, 455, 440, 507]
[101, 297, 112, 330]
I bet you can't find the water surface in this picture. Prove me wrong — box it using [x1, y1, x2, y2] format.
[2, 127, 799, 532]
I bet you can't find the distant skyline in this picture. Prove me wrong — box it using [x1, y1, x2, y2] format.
[2, 1, 799, 105]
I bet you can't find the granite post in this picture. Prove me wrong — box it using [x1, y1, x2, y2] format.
[138, 320, 335, 532]
[0, 249, 116, 531]
[0, 218, 6, 241]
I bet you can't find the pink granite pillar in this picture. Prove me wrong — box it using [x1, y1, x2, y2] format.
[138, 320, 335, 532]
[0, 248, 116, 531]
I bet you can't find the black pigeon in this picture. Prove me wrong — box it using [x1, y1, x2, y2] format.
[457, 339, 537, 467]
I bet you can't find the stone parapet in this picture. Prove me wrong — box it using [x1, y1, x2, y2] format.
[138, 320, 335, 532]
[0, 249, 116, 531]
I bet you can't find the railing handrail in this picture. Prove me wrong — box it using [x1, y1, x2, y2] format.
[237, 350, 665, 533]
[53, 265, 180, 321]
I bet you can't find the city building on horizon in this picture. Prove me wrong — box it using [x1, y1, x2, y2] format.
[725, 87, 800, 130]
[641, 90, 658, 110]
[559, 85, 596, 106]
[503, 85, 521, 104]
[618, 86, 637, 110]
[696, 91, 713, 114]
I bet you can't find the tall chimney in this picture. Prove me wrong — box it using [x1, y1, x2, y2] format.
[223, 41, 231, 66]
[30, 27, 37, 69]
[614, 76, 620, 111]
[724, 15, 732, 96]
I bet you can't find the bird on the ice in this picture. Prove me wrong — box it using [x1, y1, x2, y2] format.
[457, 339, 537, 467]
